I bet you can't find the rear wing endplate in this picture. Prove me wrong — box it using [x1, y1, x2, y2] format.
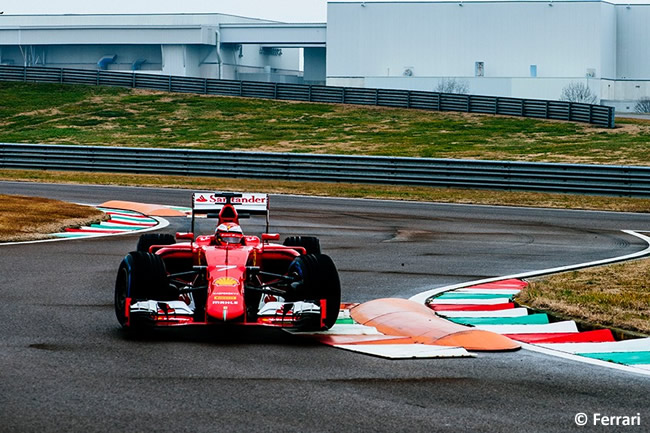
[191, 192, 270, 234]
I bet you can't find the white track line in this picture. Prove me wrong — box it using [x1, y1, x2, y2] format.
[454, 288, 522, 295]
[429, 297, 513, 305]
[334, 344, 474, 359]
[437, 308, 529, 318]
[537, 338, 650, 354]
[409, 230, 650, 304]
[475, 321, 579, 335]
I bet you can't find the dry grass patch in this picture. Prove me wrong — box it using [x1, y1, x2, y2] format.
[518, 259, 650, 334]
[0, 193, 105, 242]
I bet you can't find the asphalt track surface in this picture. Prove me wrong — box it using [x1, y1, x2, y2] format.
[1, 181, 649, 432]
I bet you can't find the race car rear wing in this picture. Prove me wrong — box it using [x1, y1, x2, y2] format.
[191, 192, 270, 234]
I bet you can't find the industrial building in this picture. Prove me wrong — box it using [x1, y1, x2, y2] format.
[0, 1, 649, 111]
[0, 14, 327, 84]
[327, 0, 650, 111]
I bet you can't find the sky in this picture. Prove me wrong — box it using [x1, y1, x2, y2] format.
[1, 0, 646, 20]
[0, 0, 329, 22]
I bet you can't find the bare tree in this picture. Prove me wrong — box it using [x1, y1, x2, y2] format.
[634, 97, 650, 113]
[559, 82, 597, 104]
[435, 78, 469, 94]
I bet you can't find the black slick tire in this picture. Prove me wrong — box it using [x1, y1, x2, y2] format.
[114, 251, 172, 328]
[283, 236, 321, 255]
[136, 233, 176, 253]
[288, 253, 341, 330]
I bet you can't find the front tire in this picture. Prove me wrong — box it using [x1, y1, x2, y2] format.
[114, 251, 172, 328]
[288, 254, 341, 330]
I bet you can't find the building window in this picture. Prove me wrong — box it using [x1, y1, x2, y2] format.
[530, 65, 537, 78]
[475, 62, 484, 77]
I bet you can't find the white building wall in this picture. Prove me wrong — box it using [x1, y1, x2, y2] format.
[600, 2, 617, 79]
[616, 4, 650, 79]
[161, 45, 186, 76]
[0, 13, 303, 81]
[326, 1, 631, 103]
[328, 1, 607, 81]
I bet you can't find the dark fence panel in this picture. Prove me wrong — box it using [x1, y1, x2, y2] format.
[206, 78, 241, 97]
[2, 143, 648, 197]
[0, 65, 615, 127]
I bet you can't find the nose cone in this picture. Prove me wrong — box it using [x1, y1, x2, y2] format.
[207, 292, 245, 322]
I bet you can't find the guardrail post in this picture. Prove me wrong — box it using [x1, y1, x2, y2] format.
[23, 67, 27, 82]
[466, 95, 471, 112]
[341, 87, 346, 104]
[308, 85, 312, 102]
[407, 91, 411, 109]
[168, 75, 172, 92]
[132, 72, 136, 88]
[375, 88, 379, 105]
[60, 68, 64, 84]
[545, 101, 549, 119]
[204, 78, 208, 94]
[240, 81, 243, 96]
[274, 82, 278, 99]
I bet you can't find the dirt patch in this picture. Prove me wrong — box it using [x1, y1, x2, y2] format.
[17, 107, 64, 117]
[0, 194, 106, 242]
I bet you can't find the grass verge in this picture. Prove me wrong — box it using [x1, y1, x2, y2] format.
[2, 82, 650, 166]
[517, 260, 650, 334]
[3, 168, 650, 213]
[0, 193, 105, 242]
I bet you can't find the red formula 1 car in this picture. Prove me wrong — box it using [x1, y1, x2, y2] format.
[114, 192, 341, 333]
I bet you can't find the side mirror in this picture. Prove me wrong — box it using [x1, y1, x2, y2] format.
[261, 233, 280, 242]
[176, 232, 194, 241]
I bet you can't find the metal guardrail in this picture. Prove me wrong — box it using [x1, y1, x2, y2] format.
[1, 143, 648, 197]
[0, 65, 615, 128]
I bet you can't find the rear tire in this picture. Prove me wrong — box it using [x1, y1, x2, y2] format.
[114, 251, 172, 328]
[283, 236, 321, 255]
[136, 233, 176, 253]
[288, 254, 341, 330]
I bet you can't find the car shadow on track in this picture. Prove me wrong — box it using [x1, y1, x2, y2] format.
[110, 325, 322, 347]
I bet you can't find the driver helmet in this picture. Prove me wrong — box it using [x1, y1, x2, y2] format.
[215, 222, 244, 245]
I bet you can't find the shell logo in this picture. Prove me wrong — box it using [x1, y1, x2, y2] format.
[214, 277, 238, 286]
